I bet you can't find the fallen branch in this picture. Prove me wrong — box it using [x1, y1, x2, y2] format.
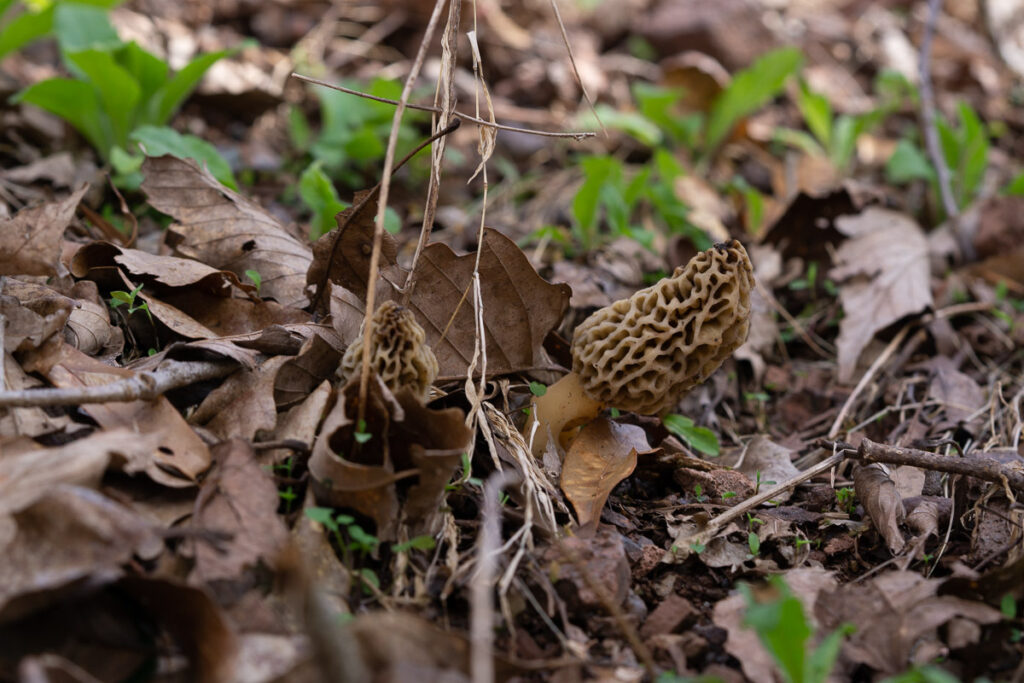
[850, 438, 1024, 495]
[0, 359, 237, 407]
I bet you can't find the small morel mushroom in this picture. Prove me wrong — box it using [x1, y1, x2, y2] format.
[339, 300, 438, 402]
[528, 240, 754, 456]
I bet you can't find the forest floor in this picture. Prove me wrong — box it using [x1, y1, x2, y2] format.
[1, 0, 1023, 681]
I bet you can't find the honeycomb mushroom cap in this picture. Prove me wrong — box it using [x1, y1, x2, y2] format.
[340, 300, 439, 401]
[571, 240, 754, 415]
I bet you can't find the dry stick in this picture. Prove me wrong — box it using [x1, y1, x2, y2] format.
[827, 323, 911, 439]
[852, 438, 1024, 495]
[290, 74, 595, 141]
[307, 119, 461, 315]
[356, 0, 448, 430]
[919, 0, 971, 259]
[0, 359, 237, 407]
[679, 452, 847, 550]
[471, 470, 521, 683]
[401, 0, 461, 304]
[0, 275, 6, 393]
[547, 0, 605, 137]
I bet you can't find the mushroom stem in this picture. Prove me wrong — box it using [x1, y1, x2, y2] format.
[525, 371, 605, 458]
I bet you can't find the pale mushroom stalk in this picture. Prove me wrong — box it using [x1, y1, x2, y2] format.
[527, 240, 755, 457]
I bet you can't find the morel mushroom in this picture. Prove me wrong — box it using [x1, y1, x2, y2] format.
[528, 240, 754, 456]
[339, 300, 438, 402]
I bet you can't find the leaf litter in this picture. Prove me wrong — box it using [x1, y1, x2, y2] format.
[1, 1, 1023, 681]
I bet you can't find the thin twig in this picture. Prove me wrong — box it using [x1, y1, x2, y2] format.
[852, 438, 1024, 495]
[547, 0, 605, 137]
[828, 323, 911, 439]
[918, 0, 972, 259]
[356, 0, 446, 429]
[290, 74, 595, 140]
[675, 452, 847, 551]
[0, 359, 237, 407]
[401, 0, 461, 303]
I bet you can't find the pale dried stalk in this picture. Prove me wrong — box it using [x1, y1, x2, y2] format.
[356, 0, 447, 427]
[828, 323, 911, 439]
[402, 0, 461, 302]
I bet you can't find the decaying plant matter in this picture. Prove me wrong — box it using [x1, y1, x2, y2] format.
[528, 240, 755, 456]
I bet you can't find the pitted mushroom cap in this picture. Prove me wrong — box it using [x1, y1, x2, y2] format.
[571, 240, 754, 415]
[339, 300, 439, 401]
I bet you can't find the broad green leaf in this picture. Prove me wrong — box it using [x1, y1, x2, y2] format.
[148, 47, 231, 126]
[67, 48, 139, 148]
[0, 3, 53, 60]
[303, 506, 339, 532]
[706, 47, 803, 154]
[633, 82, 694, 145]
[0, 0, 17, 19]
[299, 161, 348, 239]
[110, 145, 142, 174]
[130, 125, 237, 189]
[796, 81, 832, 148]
[116, 41, 168, 103]
[885, 139, 934, 184]
[54, 2, 119, 52]
[12, 77, 107, 152]
[579, 102, 662, 146]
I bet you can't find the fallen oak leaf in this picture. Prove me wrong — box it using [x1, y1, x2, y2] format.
[0, 185, 88, 277]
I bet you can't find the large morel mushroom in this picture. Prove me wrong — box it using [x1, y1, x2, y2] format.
[528, 240, 754, 455]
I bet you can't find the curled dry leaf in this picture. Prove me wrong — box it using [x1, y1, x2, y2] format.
[560, 417, 654, 531]
[1, 279, 74, 353]
[0, 184, 87, 277]
[309, 374, 471, 541]
[830, 208, 932, 383]
[63, 281, 123, 358]
[141, 155, 312, 308]
[853, 464, 906, 555]
[190, 355, 289, 441]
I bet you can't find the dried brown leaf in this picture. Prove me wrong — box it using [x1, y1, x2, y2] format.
[736, 435, 800, 504]
[190, 440, 289, 585]
[830, 208, 932, 382]
[560, 417, 651, 530]
[0, 185, 87, 277]
[141, 155, 312, 308]
[853, 464, 906, 554]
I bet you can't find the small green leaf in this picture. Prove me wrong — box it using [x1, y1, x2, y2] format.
[885, 139, 934, 184]
[796, 80, 832, 148]
[304, 506, 339, 533]
[149, 47, 233, 126]
[663, 414, 720, 456]
[748, 531, 760, 555]
[299, 161, 348, 239]
[528, 381, 547, 397]
[1001, 593, 1017, 620]
[244, 269, 261, 291]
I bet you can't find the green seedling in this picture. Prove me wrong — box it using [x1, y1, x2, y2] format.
[108, 282, 152, 324]
[305, 506, 381, 569]
[354, 418, 372, 444]
[835, 487, 856, 515]
[244, 269, 262, 293]
[528, 381, 547, 397]
[741, 575, 854, 683]
[663, 413, 720, 456]
[693, 484, 708, 503]
[748, 531, 761, 557]
[9, 3, 237, 187]
[391, 535, 437, 554]
[886, 100, 989, 215]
